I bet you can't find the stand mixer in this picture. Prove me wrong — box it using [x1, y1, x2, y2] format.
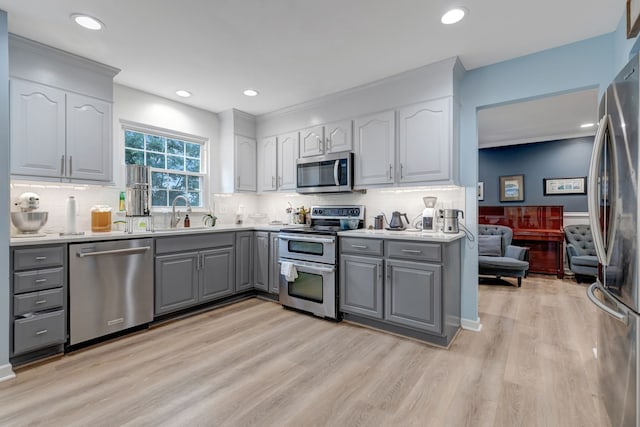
[11, 192, 48, 236]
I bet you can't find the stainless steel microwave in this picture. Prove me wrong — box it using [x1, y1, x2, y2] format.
[296, 152, 353, 194]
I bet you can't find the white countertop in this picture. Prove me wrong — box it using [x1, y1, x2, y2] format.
[337, 228, 465, 242]
[10, 223, 306, 246]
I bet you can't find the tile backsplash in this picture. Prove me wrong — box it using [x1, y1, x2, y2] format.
[10, 180, 465, 234]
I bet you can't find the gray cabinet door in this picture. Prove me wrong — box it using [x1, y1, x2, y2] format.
[235, 231, 254, 292]
[384, 259, 442, 333]
[254, 232, 269, 291]
[340, 254, 383, 319]
[155, 252, 198, 315]
[269, 232, 280, 294]
[200, 247, 235, 302]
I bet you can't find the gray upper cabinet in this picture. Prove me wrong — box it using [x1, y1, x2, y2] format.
[65, 93, 112, 182]
[384, 259, 442, 334]
[258, 136, 278, 192]
[11, 80, 112, 182]
[200, 247, 235, 302]
[398, 98, 452, 184]
[155, 252, 199, 315]
[300, 120, 353, 158]
[235, 231, 254, 292]
[299, 125, 324, 158]
[340, 254, 383, 319]
[354, 110, 395, 186]
[235, 135, 257, 192]
[277, 131, 299, 191]
[10, 79, 66, 179]
[254, 232, 269, 291]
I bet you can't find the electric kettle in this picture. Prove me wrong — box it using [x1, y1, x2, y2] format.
[388, 211, 409, 230]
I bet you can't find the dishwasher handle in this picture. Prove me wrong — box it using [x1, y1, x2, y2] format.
[77, 246, 151, 258]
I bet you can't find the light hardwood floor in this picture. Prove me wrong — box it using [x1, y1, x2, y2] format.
[0, 276, 610, 427]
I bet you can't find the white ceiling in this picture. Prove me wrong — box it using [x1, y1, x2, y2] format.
[0, 0, 624, 116]
[477, 88, 599, 148]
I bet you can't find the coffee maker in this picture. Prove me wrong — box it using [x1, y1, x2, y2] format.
[421, 197, 438, 232]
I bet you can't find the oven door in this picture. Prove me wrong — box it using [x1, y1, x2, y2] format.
[278, 259, 336, 319]
[278, 233, 336, 264]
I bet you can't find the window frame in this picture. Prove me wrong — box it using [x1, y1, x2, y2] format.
[120, 120, 209, 210]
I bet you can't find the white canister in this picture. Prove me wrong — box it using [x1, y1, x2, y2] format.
[66, 196, 77, 234]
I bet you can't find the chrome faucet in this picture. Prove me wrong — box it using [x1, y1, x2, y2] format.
[170, 195, 192, 228]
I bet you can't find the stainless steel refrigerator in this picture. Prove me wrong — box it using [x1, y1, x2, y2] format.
[587, 54, 640, 427]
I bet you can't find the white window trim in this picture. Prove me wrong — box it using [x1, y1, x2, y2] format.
[120, 119, 209, 211]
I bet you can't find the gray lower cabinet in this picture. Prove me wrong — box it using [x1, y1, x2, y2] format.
[10, 244, 67, 362]
[236, 231, 254, 292]
[155, 252, 198, 315]
[154, 232, 235, 316]
[339, 236, 460, 346]
[254, 232, 269, 291]
[340, 255, 383, 319]
[269, 232, 280, 294]
[384, 259, 441, 333]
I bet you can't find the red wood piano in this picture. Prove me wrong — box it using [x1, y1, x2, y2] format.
[479, 206, 564, 278]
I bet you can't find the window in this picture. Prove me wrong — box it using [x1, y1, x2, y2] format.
[123, 125, 206, 208]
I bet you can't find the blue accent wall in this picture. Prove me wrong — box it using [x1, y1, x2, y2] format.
[479, 137, 593, 211]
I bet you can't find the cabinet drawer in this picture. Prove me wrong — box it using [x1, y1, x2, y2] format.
[14, 310, 66, 355]
[386, 241, 441, 262]
[14, 246, 64, 270]
[14, 267, 65, 294]
[340, 237, 383, 256]
[155, 232, 234, 254]
[14, 288, 64, 316]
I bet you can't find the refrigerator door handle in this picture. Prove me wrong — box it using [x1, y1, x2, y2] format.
[587, 282, 628, 325]
[588, 114, 609, 266]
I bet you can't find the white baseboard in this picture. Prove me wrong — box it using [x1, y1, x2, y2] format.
[461, 317, 482, 332]
[0, 363, 15, 382]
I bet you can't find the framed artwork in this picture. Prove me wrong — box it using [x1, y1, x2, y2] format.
[477, 182, 484, 201]
[499, 175, 524, 202]
[629, 0, 640, 38]
[543, 176, 587, 196]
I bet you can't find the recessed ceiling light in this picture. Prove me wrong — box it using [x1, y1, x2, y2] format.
[175, 90, 192, 98]
[71, 14, 104, 31]
[243, 89, 259, 97]
[580, 122, 595, 128]
[441, 7, 466, 25]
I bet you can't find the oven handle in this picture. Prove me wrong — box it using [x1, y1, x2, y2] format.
[279, 235, 335, 244]
[279, 259, 336, 273]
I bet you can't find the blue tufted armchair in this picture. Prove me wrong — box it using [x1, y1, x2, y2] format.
[564, 224, 598, 282]
[478, 225, 530, 287]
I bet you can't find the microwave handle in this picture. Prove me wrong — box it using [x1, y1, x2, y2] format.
[334, 160, 340, 185]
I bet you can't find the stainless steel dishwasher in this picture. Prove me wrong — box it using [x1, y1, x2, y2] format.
[69, 238, 154, 345]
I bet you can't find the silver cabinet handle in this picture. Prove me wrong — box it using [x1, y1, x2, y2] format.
[400, 163, 404, 179]
[319, 139, 324, 153]
[272, 176, 275, 187]
[78, 246, 151, 258]
[388, 164, 393, 180]
[326, 137, 331, 152]
[587, 282, 628, 324]
[402, 249, 422, 254]
[69, 155, 73, 176]
[35, 256, 47, 260]
[60, 155, 65, 176]
[35, 330, 48, 336]
[34, 300, 47, 305]
[34, 278, 47, 283]
[351, 245, 368, 249]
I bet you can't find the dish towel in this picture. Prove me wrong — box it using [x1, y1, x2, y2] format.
[280, 261, 298, 282]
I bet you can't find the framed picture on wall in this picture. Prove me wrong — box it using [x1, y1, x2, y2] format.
[499, 175, 524, 202]
[629, 0, 640, 38]
[543, 176, 587, 195]
[477, 182, 484, 201]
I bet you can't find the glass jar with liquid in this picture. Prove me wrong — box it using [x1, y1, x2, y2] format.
[91, 205, 112, 232]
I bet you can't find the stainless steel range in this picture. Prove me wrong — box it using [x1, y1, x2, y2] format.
[278, 205, 365, 319]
